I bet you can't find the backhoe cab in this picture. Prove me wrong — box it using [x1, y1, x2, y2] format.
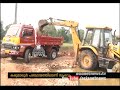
[79, 26, 120, 72]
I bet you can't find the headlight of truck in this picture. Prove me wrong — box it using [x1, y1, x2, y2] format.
[14, 46, 17, 49]
[17, 46, 20, 50]
[12, 46, 20, 50]
[12, 46, 15, 49]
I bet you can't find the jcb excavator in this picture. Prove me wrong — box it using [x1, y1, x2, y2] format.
[38, 17, 120, 72]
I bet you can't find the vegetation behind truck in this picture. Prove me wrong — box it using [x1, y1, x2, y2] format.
[1, 24, 63, 63]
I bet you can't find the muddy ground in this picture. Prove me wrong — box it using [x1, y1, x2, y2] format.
[0, 48, 120, 86]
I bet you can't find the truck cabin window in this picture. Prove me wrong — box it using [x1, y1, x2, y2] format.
[22, 29, 33, 37]
[5, 25, 20, 36]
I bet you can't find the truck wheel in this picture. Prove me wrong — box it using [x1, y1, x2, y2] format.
[47, 49, 57, 60]
[24, 49, 31, 63]
[78, 50, 98, 70]
[11, 55, 17, 60]
[112, 63, 120, 73]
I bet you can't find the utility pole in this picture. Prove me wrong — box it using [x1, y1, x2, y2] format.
[14, 3, 17, 24]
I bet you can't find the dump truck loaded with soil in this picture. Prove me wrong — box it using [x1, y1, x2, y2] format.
[1, 21, 64, 63]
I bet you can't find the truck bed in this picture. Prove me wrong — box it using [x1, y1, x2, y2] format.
[37, 35, 64, 45]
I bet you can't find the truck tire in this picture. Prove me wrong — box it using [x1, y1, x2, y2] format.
[47, 49, 57, 60]
[11, 55, 17, 60]
[24, 49, 31, 63]
[78, 50, 98, 70]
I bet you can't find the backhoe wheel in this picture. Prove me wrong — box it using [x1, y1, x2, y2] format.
[11, 55, 17, 60]
[79, 50, 98, 70]
[24, 49, 31, 63]
[112, 63, 120, 73]
[47, 49, 57, 60]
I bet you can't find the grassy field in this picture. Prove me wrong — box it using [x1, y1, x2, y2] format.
[62, 43, 73, 47]
[60, 43, 74, 51]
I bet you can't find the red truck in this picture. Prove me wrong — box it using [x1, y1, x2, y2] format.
[1, 24, 64, 63]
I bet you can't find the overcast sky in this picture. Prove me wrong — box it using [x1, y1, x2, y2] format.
[1, 3, 119, 35]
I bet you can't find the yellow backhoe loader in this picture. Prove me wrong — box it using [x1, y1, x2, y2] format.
[38, 17, 120, 72]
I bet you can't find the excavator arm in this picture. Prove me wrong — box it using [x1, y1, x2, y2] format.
[38, 17, 82, 62]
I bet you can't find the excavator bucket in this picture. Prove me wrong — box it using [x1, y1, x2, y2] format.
[38, 19, 49, 31]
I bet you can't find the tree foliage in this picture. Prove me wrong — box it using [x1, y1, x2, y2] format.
[1, 21, 5, 40]
[42, 25, 57, 37]
[5, 23, 13, 31]
[57, 27, 72, 43]
[78, 29, 84, 41]
[0, 22, 12, 40]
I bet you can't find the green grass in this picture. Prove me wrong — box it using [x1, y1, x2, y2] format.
[60, 43, 74, 51]
[62, 43, 73, 47]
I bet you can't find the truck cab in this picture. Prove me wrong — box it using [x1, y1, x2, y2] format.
[1, 24, 63, 63]
[1, 24, 35, 59]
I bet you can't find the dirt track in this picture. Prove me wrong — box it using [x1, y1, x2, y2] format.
[1, 49, 120, 86]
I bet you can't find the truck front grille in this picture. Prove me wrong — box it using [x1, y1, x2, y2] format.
[4, 44, 12, 49]
[2, 44, 13, 49]
[2, 43, 20, 51]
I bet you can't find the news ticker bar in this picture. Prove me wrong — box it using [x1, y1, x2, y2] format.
[8, 72, 120, 78]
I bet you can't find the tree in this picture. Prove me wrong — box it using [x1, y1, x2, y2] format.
[41, 25, 57, 37]
[78, 29, 84, 41]
[67, 34, 72, 43]
[0, 22, 13, 40]
[1, 21, 5, 40]
[57, 27, 71, 43]
[5, 23, 13, 31]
